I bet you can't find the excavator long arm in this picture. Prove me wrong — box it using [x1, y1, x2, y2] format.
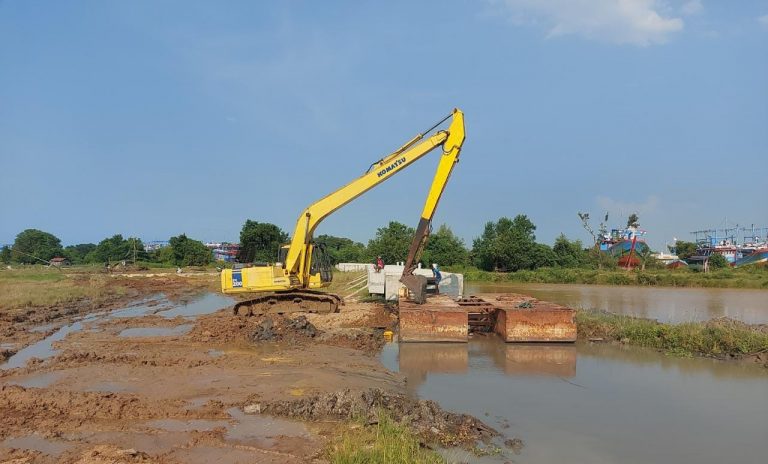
[285, 108, 465, 286]
[399, 111, 465, 302]
[401, 113, 465, 275]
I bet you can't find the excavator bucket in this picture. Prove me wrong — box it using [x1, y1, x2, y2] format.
[400, 274, 428, 304]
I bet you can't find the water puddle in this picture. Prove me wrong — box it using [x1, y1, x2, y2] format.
[149, 408, 310, 448]
[207, 349, 224, 358]
[1, 435, 72, 456]
[108, 296, 173, 318]
[225, 407, 309, 447]
[156, 293, 234, 318]
[146, 418, 228, 432]
[118, 324, 193, 338]
[1, 321, 83, 370]
[72, 430, 191, 455]
[5, 371, 63, 388]
[1, 293, 233, 369]
[382, 338, 768, 464]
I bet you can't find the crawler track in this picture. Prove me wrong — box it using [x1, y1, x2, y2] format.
[233, 290, 343, 316]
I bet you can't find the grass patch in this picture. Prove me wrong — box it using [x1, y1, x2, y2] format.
[328, 412, 446, 464]
[325, 270, 367, 295]
[576, 309, 768, 358]
[0, 269, 127, 312]
[448, 264, 768, 289]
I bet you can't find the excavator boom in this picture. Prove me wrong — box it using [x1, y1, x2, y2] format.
[221, 109, 466, 315]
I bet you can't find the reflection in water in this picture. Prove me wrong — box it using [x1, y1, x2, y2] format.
[398, 343, 468, 390]
[479, 339, 577, 378]
[383, 338, 768, 464]
[393, 340, 577, 391]
[465, 282, 768, 324]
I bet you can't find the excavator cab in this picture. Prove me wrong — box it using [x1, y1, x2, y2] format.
[309, 242, 333, 285]
[277, 243, 333, 287]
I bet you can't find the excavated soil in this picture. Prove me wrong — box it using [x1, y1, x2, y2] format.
[255, 388, 498, 447]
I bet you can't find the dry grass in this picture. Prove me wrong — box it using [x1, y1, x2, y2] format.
[0, 268, 127, 312]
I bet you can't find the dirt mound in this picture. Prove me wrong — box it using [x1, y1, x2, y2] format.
[1, 348, 15, 362]
[252, 315, 318, 342]
[319, 329, 386, 353]
[254, 388, 498, 447]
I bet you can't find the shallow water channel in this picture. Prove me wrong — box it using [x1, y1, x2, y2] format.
[1, 293, 234, 370]
[464, 282, 768, 324]
[381, 339, 767, 464]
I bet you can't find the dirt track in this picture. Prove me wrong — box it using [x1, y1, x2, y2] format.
[0, 282, 412, 463]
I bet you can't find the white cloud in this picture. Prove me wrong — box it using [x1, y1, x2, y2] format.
[491, 0, 684, 46]
[680, 0, 703, 15]
[759, 14, 768, 29]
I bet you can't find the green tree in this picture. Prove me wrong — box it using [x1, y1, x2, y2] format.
[637, 246, 659, 271]
[421, 224, 468, 267]
[366, 221, 415, 265]
[64, 243, 96, 265]
[316, 234, 366, 264]
[472, 215, 540, 271]
[552, 234, 588, 268]
[675, 241, 698, 260]
[86, 235, 147, 263]
[238, 220, 288, 263]
[168, 234, 212, 266]
[153, 245, 175, 264]
[11, 229, 64, 264]
[707, 253, 729, 269]
[0, 245, 11, 264]
[533, 243, 557, 268]
[626, 213, 640, 228]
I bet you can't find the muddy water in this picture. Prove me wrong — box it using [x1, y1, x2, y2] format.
[1, 293, 234, 370]
[381, 339, 768, 464]
[464, 282, 768, 324]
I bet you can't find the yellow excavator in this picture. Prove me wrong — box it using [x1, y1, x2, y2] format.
[221, 108, 466, 315]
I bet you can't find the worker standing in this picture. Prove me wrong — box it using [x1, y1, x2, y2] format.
[431, 263, 442, 294]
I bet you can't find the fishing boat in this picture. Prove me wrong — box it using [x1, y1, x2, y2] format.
[599, 226, 649, 268]
[690, 225, 767, 267]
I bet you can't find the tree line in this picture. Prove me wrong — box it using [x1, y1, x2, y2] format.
[1, 229, 212, 267]
[237, 215, 625, 271]
[4, 213, 674, 271]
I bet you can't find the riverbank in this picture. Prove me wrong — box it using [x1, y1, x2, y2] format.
[452, 265, 768, 289]
[576, 309, 768, 365]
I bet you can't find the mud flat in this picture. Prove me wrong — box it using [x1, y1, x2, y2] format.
[0, 289, 502, 463]
[0, 272, 218, 357]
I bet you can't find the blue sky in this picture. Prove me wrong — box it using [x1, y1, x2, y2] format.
[1, 0, 766, 251]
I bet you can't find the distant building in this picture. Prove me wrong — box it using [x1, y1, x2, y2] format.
[144, 241, 169, 252]
[50, 257, 70, 267]
[212, 243, 240, 262]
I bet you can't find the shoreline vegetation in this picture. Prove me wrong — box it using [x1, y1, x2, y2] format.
[576, 309, 768, 364]
[451, 265, 768, 289]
